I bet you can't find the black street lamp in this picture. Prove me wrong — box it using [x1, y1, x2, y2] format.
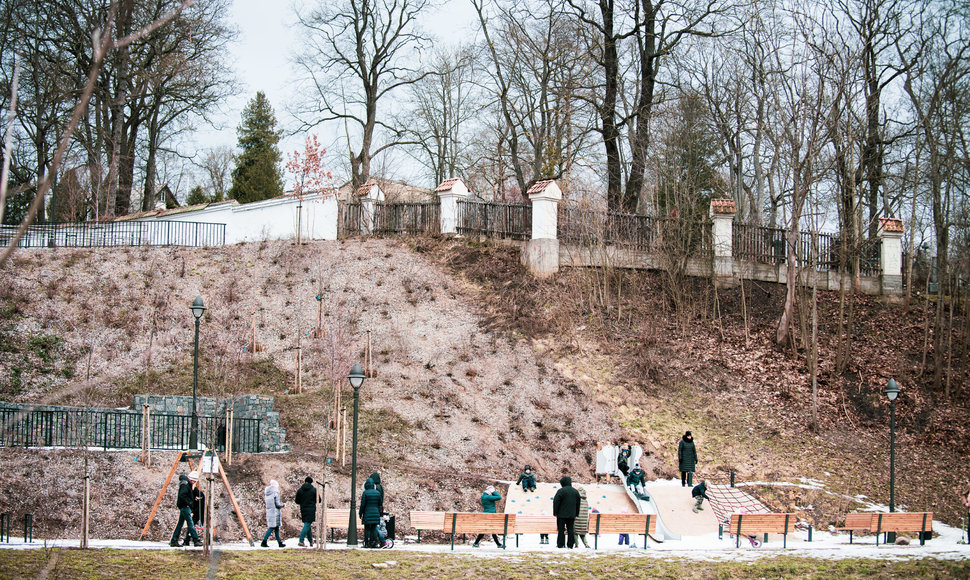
[884, 378, 900, 542]
[346, 363, 366, 546]
[190, 296, 206, 450]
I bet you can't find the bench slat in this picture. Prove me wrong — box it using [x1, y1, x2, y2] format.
[409, 511, 446, 531]
[725, 513, 796, 548]
[512, 515, 558, 534]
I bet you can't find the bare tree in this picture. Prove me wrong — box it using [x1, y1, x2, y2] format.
[197, 145, 234, 202]
[295, 0, 432, 190]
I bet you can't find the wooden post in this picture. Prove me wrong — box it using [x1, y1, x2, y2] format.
[218, 461, 254, 546]
[317, 481, 327, 550]
[225, 407, 233, 467]
[295, 335, 302, 394]
[203, 472, 213, 556]
[81, 475, 89, 549]
[251, 311, 256, 353]
[139, 451, 184, 541]
[366, 330, 372, 377]
[142, 403, 151, 467]
[341, 406, 347, 466]
[316, 296, 324, 338]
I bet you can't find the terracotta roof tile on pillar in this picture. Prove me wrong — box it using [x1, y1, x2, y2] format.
[435, 177, 463, 192]
[879, 217, 904, 233]
[710, 198, 737, 214]
[354, 181, 378, 198]
[526, 179, 556, 195]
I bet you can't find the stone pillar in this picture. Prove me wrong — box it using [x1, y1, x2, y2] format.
[521, 180, 561, 278]
[710, 198, 737, 287]
[878, 217, 904, 295]
[435, 178, 469, 235]
[358, 182, 384, 234]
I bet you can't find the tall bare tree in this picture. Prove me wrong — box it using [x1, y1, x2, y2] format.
[295, 0, 432, 190]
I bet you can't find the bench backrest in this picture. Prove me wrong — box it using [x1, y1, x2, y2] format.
[871, 512, 933, 533]
[513, 515, 558, 534]
[445, 512, 516, 535]
[842, 513, 873, 530]
[590, 513, 657, 535]
[409, 511, 446, 532]
[324, 509, 363, 529]
[726, 513, 796, 534]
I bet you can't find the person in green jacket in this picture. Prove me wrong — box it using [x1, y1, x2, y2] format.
[472, 486, 504, 548]
[626, 464, 646, 498]
[678, 431, 697, 487]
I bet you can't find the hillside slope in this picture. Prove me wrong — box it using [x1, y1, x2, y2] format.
[0, 237, 967, 541]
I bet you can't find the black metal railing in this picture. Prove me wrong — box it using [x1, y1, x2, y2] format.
[559, 206, 712, 256]
[0, 220, 225, 248]
[456, 200, 531, 240]
[373, 201, 440, 236]
[0, 407, 261, 452]
[733, 223, 881, 275]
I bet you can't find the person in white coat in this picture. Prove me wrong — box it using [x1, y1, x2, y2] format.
[261, 480, 286, 547]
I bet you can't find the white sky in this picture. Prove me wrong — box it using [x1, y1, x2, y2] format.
[186, 0, 480, 187]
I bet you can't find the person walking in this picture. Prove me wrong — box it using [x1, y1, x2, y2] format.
[678, 431, 697, 487]
[359, 479, 383, 548]
[691, 480, 710, 513]
[261, 480, 286, 547]
[516, 465, 537, 492]
[181, 471, 205, 547]
[573, 485, 591, 549]
[295, 476, 317, 547]
[552, 476, 580, 549]
[170, 473, 202, 547]
[472, 485, 505, 548]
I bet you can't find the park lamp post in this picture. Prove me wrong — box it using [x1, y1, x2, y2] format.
[190, 296, 206, 450]
[884, 378, 900, 543]
[346, 363, 366, 546]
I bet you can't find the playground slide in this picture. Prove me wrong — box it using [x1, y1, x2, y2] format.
[596, 444, 681, 541]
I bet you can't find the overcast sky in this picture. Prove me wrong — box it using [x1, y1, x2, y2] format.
[187, 0, 480, 186]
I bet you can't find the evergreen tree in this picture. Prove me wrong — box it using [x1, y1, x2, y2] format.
[229, 92, 284, 203]
[186, 186, 209, 206]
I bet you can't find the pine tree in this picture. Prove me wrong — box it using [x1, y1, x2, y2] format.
[229, 92, 284, 203]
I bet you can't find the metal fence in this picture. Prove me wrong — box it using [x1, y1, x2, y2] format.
[733, 223, 881, 275]
[374, 201, 441, 235]
[559, 206, 712, 256]
[0, 407, 261, 452]
[457, 200, 531, 240]
[0, 220, 225, 248]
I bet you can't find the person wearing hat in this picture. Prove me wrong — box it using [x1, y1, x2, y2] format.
[678, 431, 697, 487]
[170, 473, 202, 547]
[472, 485, 504, 548]
[261, 480, 286, 547]
[295, 476, 317, 547]
[516, 465, 537, 493]
[181, 471, 206, 546]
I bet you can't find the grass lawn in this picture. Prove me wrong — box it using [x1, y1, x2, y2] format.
[1, 548, 968, 579]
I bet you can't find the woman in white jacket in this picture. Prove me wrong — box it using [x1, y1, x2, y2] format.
[261, 480, 286, 547]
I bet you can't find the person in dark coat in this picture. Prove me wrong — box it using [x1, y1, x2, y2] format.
[552, 476, 581, 548]
[369, 471, 385, 503]
[678, 431, 697, 487]
[617, 446, 631, 477]
[359, 479, 383, 548]
[295, 476, 317, 547]
[516, 465, 537, 492]
[170, 474, 201, 547]
[472, 485, 504, 548]
[261, 480, 286, 547]
[691, 480, 709, 513]
[626, 464, 646, 497]
[182, 471, 205, 546]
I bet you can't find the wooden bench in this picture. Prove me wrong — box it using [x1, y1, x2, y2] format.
[872, 512, 933, 546]
[589, 513, 657, 549]
[409, 510, 446, 543]
[511, 515, 557, 547]
[324, 509, 363, 542]
[837, 513, 873, 544]
[723, 513, 797, 548]
[444, 512, 516, 550]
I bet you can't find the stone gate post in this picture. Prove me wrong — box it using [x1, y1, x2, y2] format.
[878, 218, 904, 295]
[710, 199, 737, 287]
[521, 179, 561, 278]
[435, 178, 469, 235]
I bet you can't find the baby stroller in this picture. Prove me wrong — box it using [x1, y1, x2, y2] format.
[377, 513, 395, 548]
